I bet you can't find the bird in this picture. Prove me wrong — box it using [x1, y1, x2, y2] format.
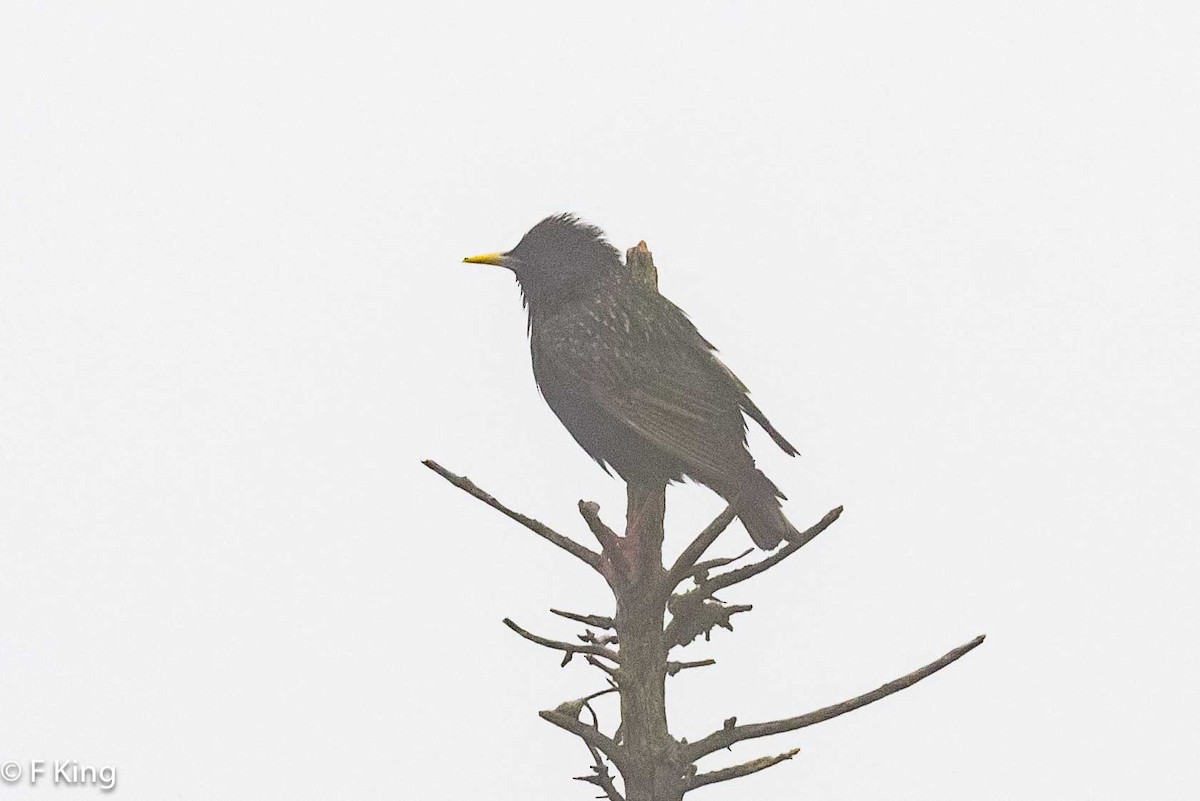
[462, 214, 801, 549]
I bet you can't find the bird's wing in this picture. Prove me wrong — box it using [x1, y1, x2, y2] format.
[708, 353, 800, 456]
[660, 296, 799, 457]
[610, 362, 752, 484]
[540, 298, 763, 485]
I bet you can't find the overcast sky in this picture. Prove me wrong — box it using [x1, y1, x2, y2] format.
[2, 2, 1198, 799]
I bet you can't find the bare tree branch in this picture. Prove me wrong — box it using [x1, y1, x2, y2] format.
[549, 687, 621, 722]
[586, 655, 620, 680]
[503, 618, 621, 664]
[688, 549, 754, 581]
[684, 634, 986, 760]
[575, 699, 627, 801]
[578, 500, 623, 552]
[423, 460, 602, 572]
[663, 507, 737, 592]
[687, 747, 801, 790]
[667, 659, 716, 676]
[539, 708, 628, 772]
[551, 608, 616, 629]
[573, 769, 625, 800]
[701, 506, 842, 595]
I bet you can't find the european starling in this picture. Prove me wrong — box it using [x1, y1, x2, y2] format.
[463, 214, 800, 549]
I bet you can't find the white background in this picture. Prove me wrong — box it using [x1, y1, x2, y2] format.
[2, 2, 1197, 799]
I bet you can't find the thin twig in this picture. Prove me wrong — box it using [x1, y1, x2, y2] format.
[503, 618, 621, 663]
[688, 747, 801, 789]
[581, 687, 619, 704]
[684, 634, 986, 760]
[422, 460, 602, 572]
[586, 655, 620, 679]
[663, 506, 737, 592]
[550, 687, 619, 721]
[690, 549, 754, 580]
[702, 506, 843, 595]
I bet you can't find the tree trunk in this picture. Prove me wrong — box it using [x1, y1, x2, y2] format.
[616, 482, 687, 801]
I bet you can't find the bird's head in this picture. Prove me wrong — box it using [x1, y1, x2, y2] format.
[463, 214, 621, 309]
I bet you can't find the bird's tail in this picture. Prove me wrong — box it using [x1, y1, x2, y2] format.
[728, 470, 799, 550]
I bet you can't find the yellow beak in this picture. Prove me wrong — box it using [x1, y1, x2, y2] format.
[462, 252, 507, 266]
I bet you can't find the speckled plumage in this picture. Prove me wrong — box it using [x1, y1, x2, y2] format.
[479, 214, 800, 549]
